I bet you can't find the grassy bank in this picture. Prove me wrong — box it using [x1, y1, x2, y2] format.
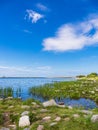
[0, 98, 98, 130]
[29, 80, 98, 104]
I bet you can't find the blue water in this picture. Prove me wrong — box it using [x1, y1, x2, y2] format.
[0, 77, 74, 99]
[0, 77, 97, 109]
[55, 98, 98, 109]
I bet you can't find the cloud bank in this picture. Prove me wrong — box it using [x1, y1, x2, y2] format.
[0, 66, 53, 77]
[26, 10, 44, 23]
[43, 15, 98, 52]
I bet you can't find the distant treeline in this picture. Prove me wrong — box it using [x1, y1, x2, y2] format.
[76, 72, 98, 78]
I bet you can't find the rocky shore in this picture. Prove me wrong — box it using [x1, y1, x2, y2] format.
[0, 98, 98, 130]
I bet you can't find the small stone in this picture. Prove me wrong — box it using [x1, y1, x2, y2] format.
[50, 122, 57, 126]
[64, 117, 70, 121]
[81, 110, 92, 115]
[40, 109, 48, 113]
[42, 116, 51, 122]
[57, 105, 65, 108]
[21, 105, 30, 109]
[31, 102, 37, 105]
[19, 115, 30, 127]
[91, 115, 98, 122]
[37, 125, 44, 130]
[8, 125, 16, 129]
[35, 105, 40, 108]
[8, 106, 14, 108]
[55, 117, 61, 122]
[68, 106, 73, 109]
[73, 114, 80, 118]
[5, 97, 13, 100]
[21, 111, 29, 116]
[0, 98, 3, 101]
[42, 99, 57, 107]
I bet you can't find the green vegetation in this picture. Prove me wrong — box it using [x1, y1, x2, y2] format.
[0, 98, 98, 130]
[0, 87, 22, 98]
[76, 75, 86, 78]
[87, 73, 98, 77]
[0, 87, 13, 98]
[76, 72, 98, 81]
[29, 80, 98, 103]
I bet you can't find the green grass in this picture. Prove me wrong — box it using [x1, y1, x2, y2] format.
[29, 80, 98, 103]
[0, 98, 98, 130]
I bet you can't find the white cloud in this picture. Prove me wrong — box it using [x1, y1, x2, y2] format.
[43, 14, 98, 52]
[36, 3, 49, 11]
[23, 29, 32, 34]
[26, 10, 44, 23]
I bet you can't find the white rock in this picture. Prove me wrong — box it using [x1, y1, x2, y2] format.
[73, 114, 80, 118]
[31, 102, 37, 105]
[91, 115, 98, 122]
[42, 116, 51, 122]
[55, 117, 61, 122]
[19, 115, 30, 127]
[21, 105, 30, 109]
[42, 99, 57, 107]
[8, 106, 14, 108]
[21, 111, 29, 116]
[40, 109, 48, 113]
[68, 106, 73, 109]
[64, 117, 70, 121]
[90, 91, 95, 94]
[81, 110, 92, 115]
[95, 89, 98, 92]
[57, 105, 65, 108]
[5, 97, 13, 100]
[0, 98, 3, 101]
[8, 125, 16, 129]
[50, 122, 57, 126]
[37, 125, 44, 130]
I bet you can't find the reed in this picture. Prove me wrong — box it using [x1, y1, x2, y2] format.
[0, 87, 22, 99]
[0, 87, 13, 98]
[29, 80, 98, 103]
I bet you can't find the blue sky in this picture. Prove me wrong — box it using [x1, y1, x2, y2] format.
[0, 0, 98, 77]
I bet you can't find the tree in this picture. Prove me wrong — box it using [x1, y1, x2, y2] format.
[76, 75, 85, 78]
[87, 73, 98, 77]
